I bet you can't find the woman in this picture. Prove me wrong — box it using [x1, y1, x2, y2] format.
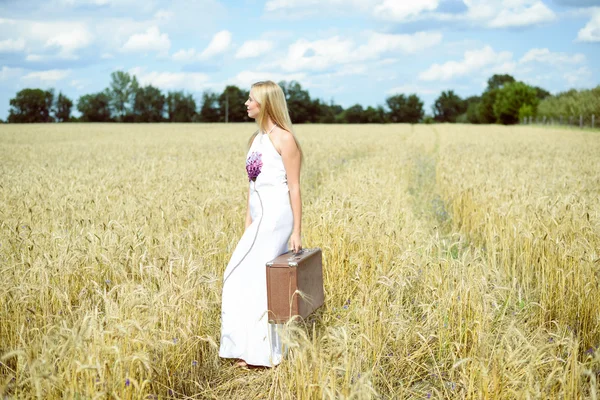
[219, 81, 303, 368]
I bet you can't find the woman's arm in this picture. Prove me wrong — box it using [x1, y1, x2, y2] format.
[245, 186, 252, 229]
[279, 130, 302, 253]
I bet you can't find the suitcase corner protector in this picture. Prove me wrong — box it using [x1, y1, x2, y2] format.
[266, 261, 274, 267]
[289, 261, 298, 267]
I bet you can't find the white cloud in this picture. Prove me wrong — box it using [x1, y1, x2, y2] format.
[31, 21, 93, 58]
[274, 31, 441, 72]
[0, 19, 94, 59]
[70, 79, 86, 90]
[172, 30, 232, 62]
[520, 48, 586, 65]
[0, 37, 26, 52]
[122, 26, 171, 54]
[0, 66, 24, 81]
[45, 31, 93, 59]
[22, 69, 72, 82]
[576, 10, 600, 42]
[200, 30, 232, 59]
[387, 84, 438, 95]
[131, 68, 211, 91]
[154, 9, 174, 21]
[374, 0, 439, 21]
[101, 53, 114, 59]
[419, 45, 512, 81]
[235, 40, 274, 59]
[172, 48, 198, 62]
[464, 0, 556, 28]
[26, 54, 45, 62]
[232, 70, 308, 89]
[563, 66, 592, 86]
[265, 0, 375, 12]
[359, 31, 442, 56]
[262, 0, 555, 28]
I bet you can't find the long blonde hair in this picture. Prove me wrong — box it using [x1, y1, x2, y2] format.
[247, 81, 303, 161]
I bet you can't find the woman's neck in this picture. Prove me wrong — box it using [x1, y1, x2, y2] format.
[264, 119, 277, 134]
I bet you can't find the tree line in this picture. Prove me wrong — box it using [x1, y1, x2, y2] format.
[5, 71, 598, 125]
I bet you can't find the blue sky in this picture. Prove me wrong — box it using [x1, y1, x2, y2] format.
[1, 0, 599, 119]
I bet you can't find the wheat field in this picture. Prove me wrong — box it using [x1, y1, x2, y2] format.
[0, 123, 599, 399]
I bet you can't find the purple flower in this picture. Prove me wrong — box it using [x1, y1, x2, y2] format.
[246, 152, 263, 182]
[125, 378, 130, 387]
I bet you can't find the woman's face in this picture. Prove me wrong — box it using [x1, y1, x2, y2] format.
[245, 91, 260, 119]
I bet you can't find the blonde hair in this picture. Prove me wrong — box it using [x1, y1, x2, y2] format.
[247, 81, 303, 161]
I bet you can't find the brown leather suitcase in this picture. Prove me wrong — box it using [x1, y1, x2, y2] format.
[266, 248, 324, 323]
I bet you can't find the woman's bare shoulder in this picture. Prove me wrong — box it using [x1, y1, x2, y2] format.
[272, 127, 295, 146]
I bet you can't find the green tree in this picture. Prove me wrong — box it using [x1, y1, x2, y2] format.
[219, 85, 249, 122]
[315, 99, 344, 123]
[343, 104, 366, 123]
[433, 90, 466, 123]
[77, 90, 113, 122]
[534, 86, 551, 101]
[55, 92, 73, 122]
[363, 105, 387, 123]
[463, 96, 482, 124]
[478, 90, 498, 124]
[166, 91, 196, 122]
[8, 88, 54, 123]
[109, 71, 139, 122]
[197, 91, 220, 122]
[279, 81, 319, 123]
[386, 94, 424, 123]
[133, 85, 165, 122]
[493, 81, 539, 125]
[487, 74, 516, 91]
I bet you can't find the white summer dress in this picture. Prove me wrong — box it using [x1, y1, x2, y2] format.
[219, 128, 293, 367]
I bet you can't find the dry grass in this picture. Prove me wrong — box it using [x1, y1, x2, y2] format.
[0, 123, 599, 399]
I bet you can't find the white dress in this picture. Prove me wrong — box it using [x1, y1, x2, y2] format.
[219, 130, 293, 367]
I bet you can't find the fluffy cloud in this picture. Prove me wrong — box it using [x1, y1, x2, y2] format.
[577, 10, 600, 42]
[275, 31, 441, 72]
[0, 18, 93, 59]
[22, 69, 72, 82]
[235, 40, 274, 59]
[263, 0, 555, 28]
[520, 48, 586, 65]
[374, 0, 439, 21]
[387, 84, 438, 95]
[232, 70, 308, 89]
[130, 68, 211, 91]
[463, 0, 556, 28]
[172, 30, 232, 61]
[265, 0, 377, 13]
[419, 46, 513, 81]
[359, 31, 442, 56]
[0, 66, 24, 81]
[32, 21, 93, 58]
[0, 37, 26, 52]
[121, 26, 171, 54]
[563, 66, 592, 86]
[200, 30, 232, 59]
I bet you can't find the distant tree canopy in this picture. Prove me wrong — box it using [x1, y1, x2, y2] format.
[219, 85, 249, 122]
[133, 84, 165, 123]
[386, 94, 424, 123]
[8, 88, 55, 123]
[6, 71, 597, 126]
[110, 71, 138, 122]
[167, 91, 196, 122]
[433, 90, 466, 123]
[77, 90, 112, 122]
